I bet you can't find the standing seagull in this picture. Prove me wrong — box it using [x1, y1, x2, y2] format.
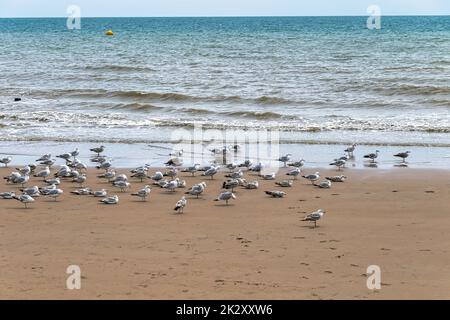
[394, 151, 410, 163]
[185, 182, 207, 198]
[214, 191, 236, 205]
[364, 150, 380, 163]
[174, 196, 187, 214]
[90, 145, 105, 156]
[34, 166, 50, 180]
[278, 154, 292, 167]
[131, 185, 151, 201]
[302, 172, 320, 185]
[0, 156, 12, 167]
[329, 159, 346, 171]
[302, 209, 326, 228]
[286, 167, 301, 179]
[13, 194, 35, 208]
[345, 144, 357, 157]
[202, 166, 219, 179]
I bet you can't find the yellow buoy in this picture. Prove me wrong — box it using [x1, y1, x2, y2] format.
[105, 29, 114, 36]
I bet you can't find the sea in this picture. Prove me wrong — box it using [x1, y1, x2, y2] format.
[0, 16, 449, 167]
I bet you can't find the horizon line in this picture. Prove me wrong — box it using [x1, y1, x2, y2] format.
[1, 14, 450, 19]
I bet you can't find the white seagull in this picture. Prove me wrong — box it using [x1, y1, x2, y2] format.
[302, 209, 326, 228]
[174, 196, 187, 214]
[214, 191, 236, 205]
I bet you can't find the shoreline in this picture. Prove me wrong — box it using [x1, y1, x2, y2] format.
[1, 166, 450, 299]
[0, 140, 449, 169]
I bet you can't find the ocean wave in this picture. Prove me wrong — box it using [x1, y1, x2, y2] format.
[27, 89, 303, 106]
[84, 65, 156, 73]
[1, 135, 449, 148]
[372, 84, 450, 96]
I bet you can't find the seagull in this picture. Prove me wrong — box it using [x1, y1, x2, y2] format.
[90, 145, 105, 155]
[36, 154, 51, 162]
[44, 177, 60, 185]
[71, 188, 92, 195]
[185, 182, 207, 198]
[46, 188, 63, 201]
[325, 175, 347, 182]
[238, 160, 253, 169]
[163, 179, 179, 192]
[163, 168, 178, 180]
[55, 166, 71, 178]
[131, 170, 148, 182]
[302, 172, 320, 185]
[222, 179, 240, 192]
[302, 209, 325, 228]
[34, 166, 50, 180]
[131, 185, 151, 201]
[394, 151, 410, 163]
[214, 191, 236, 205]
[4, 172, 21, 183]
[316, 180, 331, 189]
[226, 162, 238, 172]
[90, 189, 108, 197]
[265, 190, 286, 198]
[286, 167, 301, 179]
[12, 174, 29, 187]
[150, 171, 164, 181]
[174, 196, 187, 214]
[99, 195, 119, 205]
[244, 181, 259, 189]
[13, 194, 35, 208]
[364, 150, 380, 163]
[261, 172, 276, 180]
[97, 161, 112, 171]
[56, 153, 72, 160]
[16, 165, 31, 176]
[70, 148, 80, 158]
[97, 171, 116, 182]
[329, 159, 346, 171]
[249, 163, 264, 173]
[0, 156, 12, 167]
[73, 174, 87, 187]
[165, 157, 182, 167]
[225, 170, 243, 179]
[181, 164, 200, 176]
[276, 180, 293, 187]
[0, 191, 15, 199]
[202, 166, 219, 179]
[112, 174, 128, 183]
[20, 186, 40, 197]
[113, 181, 130, 192]
[288, 159, 305, 168]
[345, 143, 357, 156]
[278, 154, 292, 167]
[39, 184, 57, 195]
[39, 159, 56, 167]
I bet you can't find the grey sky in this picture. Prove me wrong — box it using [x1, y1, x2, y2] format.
[1, 0, 450, 17]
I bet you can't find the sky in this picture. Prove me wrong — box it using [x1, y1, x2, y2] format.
[1, 0, 450, 18]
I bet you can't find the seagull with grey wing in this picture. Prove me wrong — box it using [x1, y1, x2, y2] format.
[302, 209, 325, 228]
[278, 154, 292, 167]
[329, 159, 346, 171]
[99, 195, 119, 205]
[185, 182, 207, 198]
[214, 191, 236, 205]
[132, 185, 151, 201]
[394, 151, 410, 163]
[13, 194, 35, 208]
[265, 190, 286, 198]
[0, 156, 12, 167]
[302, 172, 320, 185]
[364, 150, 379, 163]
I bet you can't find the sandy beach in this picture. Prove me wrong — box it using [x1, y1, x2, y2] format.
[1, 166, 449, 300]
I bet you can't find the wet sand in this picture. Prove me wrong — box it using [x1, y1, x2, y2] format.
[1, 166, 449, 299]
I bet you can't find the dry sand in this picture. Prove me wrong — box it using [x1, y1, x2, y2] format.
[0, 166, 449, 300]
